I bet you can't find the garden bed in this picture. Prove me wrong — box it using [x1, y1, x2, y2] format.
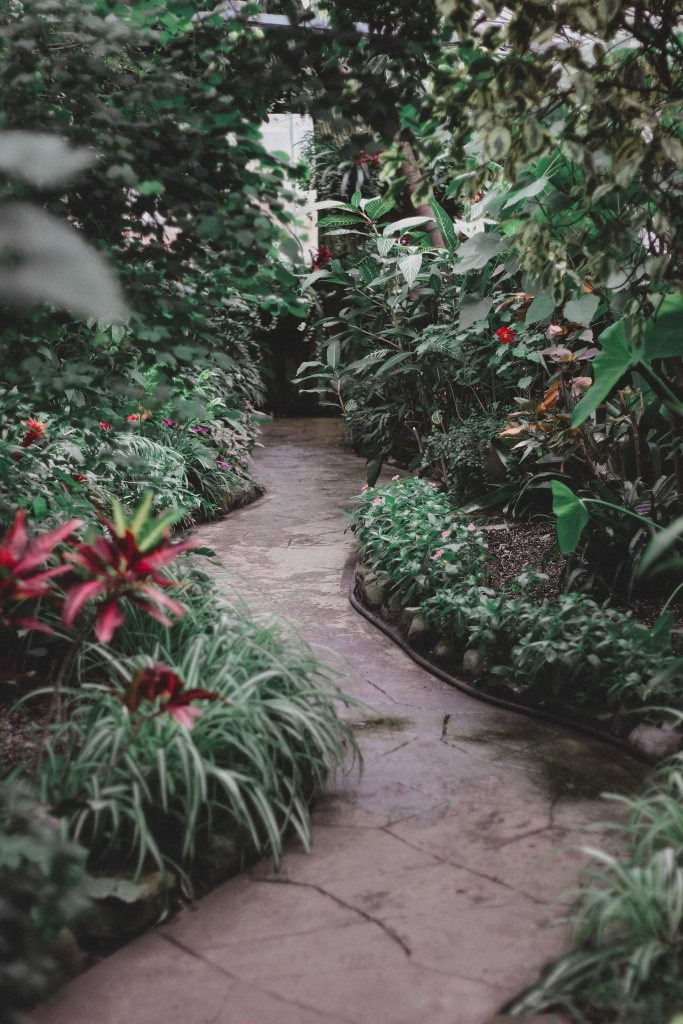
[349, 478, 683, 762]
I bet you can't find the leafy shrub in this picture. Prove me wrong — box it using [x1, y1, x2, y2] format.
[349, 478, 682, 711]
[512, 763, 683, 1024]
[421, 413, 506, 501]
[0, 783, 88, 1024]
[17, 562, 355, 881]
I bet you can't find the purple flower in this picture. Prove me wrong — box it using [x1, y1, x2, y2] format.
[190, 425, 211, 435]
[162, 418, 176, 428]
[216, 458, 232, 470]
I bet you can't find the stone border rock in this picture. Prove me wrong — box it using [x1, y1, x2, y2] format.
[350, 560, 660, 767]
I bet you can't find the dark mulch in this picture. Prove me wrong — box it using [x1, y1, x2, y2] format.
[482, 519, 683, 635]
[0, 700, 38, 774]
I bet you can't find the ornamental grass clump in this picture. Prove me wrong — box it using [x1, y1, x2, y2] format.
[18, 561, 355, 882]
[512, 761, 683, 1024]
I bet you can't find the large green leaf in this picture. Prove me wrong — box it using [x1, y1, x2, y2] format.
[365, 196, 396, 220]
[398, 253, 422, 286]
[525, 294, 554, 324]
[643, 291, 683, 361]
[428, 198, 457, 250]
[459, 293, 494, 329]
[502, 175, 548, 209]
[564, 293, 600, 326]
[551, 480, 589, 554]
[454, 231, 507, 272]
[571, 319, 634, 426]
[317, 213, 364, 228]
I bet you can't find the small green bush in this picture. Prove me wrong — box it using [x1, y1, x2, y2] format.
[349, 478, 682, 711]
[0, 784, 88, 1024]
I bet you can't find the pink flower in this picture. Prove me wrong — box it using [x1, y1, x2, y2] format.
[441, 530, 450, 538]
[373, 497, 382, 506]
[433, 549, 444, 559]
[167, 705, 203, 730]
[391, 475, 400, 481]
[361, 484, 371, 493]
[467, 524, 477, 531]
[547, 325, 564, 337]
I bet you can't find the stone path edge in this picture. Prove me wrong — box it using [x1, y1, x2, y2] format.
[348, 565, 657, 769]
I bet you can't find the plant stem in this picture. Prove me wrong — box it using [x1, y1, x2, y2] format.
[32, 623, 88, 783]
[584, 498, 664, 531]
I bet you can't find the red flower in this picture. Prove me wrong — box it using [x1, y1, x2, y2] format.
[358, 150, 383, 167]
[20, 417, 47, 448]
[99, 422, 111, 431]
[127, 414, 139, 422]
[62, 494, 200, 643]
[71, 474, 87, 483]
[0, 510, 81, 633]
[123, 662, 221, 729]
[496, 327, 516, 345]
[312, 246, 333, 270]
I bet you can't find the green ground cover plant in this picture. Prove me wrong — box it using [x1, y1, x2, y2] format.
[511, 757, 683, 1024]
[349, 477, 681, 716]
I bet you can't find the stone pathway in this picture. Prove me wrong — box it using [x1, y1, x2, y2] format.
[37, 419, 644, 1024]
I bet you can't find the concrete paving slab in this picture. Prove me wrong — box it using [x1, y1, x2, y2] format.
[36, 419, 645, 1024]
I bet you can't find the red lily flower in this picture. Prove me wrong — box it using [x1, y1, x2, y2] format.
[62, 493, 200, 643]
[312, 246, 333, 270]
[123, 662, 221, 729]
[21, 417, 47, 448]
[496, 327, 515, 345]
[0, 510, 82, 633]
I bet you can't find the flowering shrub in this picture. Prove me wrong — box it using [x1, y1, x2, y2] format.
[349, 477, 488, 606]
[62, 492, 199, 642]
[0, 509, 81, 632]
[121, 661, 221, 729]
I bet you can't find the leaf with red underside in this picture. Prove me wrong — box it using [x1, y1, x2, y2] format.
[16, 518, 82, 573]
[2, 509, 29, 562]
[95, 599, 125, 643]
[62, 579, 108, 629]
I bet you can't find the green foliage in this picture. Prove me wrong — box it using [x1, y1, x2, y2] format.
[18, 561, 355, 879]
[0, 784, 89, 1024]
[421, 413, 505, 500]
[350, 478, 681, 710]
[513, 762, 683, 1024]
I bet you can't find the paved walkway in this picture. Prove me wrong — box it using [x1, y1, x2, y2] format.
[38, 419, 644, 1024]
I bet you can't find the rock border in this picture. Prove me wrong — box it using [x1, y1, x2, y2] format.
[349, 560, 660, 767]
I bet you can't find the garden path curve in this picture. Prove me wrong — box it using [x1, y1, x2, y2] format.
[37, 418, 644, 1024]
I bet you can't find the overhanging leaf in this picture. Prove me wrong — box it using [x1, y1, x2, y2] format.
[571, 319, 634, 426]
[383, 215, 432, 237]
[0, 131, 96, 188]
[0, 202, 127, 320]
[551, 480, 589, 554]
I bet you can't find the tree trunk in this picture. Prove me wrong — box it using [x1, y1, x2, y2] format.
[399, 141, 444, 249]
[665, 357, 683, 505]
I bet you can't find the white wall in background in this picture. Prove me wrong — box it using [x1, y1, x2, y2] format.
[259, 113, 317, 262]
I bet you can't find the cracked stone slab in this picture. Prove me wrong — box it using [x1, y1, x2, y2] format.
[35, 419, 646, 1024]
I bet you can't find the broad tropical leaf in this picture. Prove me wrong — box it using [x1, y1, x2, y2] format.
[551, 480, 589, 555]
